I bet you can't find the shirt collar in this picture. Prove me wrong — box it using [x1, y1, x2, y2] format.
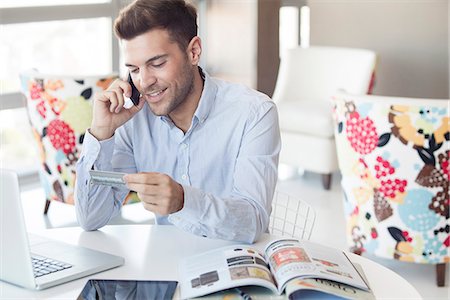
[193, 67, 217, 124]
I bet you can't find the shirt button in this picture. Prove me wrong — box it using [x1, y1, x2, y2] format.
[181, 174, 188, 180]
[181, 143, 188, 149]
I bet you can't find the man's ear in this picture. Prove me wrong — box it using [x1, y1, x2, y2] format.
[187, 36, 202, 65]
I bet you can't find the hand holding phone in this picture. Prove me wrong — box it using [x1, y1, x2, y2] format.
[91, 75, 144, 140]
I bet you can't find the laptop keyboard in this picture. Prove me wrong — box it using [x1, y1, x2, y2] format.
[31, 254, 73, 278]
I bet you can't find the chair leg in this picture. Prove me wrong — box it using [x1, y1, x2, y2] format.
[43, 199, 51, 215]
[322, 173, 332, 190]
[436, 263, 446, 287]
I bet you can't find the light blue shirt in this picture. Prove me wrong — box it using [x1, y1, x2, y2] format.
[75, 71, 281, 243]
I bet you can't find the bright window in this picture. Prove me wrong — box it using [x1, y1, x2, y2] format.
[300, 5, 310, 48]
[0, 18, 112, 94]
[0, 108, 39, 174]
[279, 6, 299, 57]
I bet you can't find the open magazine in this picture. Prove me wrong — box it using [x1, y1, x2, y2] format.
[179, 239, 374, 299]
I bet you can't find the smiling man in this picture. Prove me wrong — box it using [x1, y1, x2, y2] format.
[75, 0, 281, 243]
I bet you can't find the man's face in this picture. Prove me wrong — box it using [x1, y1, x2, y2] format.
[123, 29, 195, 116]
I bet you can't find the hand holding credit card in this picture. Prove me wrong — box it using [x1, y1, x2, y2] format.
[89, 170, 127, 187]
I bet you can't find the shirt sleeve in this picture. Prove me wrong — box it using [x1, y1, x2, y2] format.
[168, 100, 281, 243]
[75, 129, 135, 231]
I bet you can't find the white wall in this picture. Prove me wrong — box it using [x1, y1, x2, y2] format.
[202, 0, 257, 88]
[308, 0, 449, 99]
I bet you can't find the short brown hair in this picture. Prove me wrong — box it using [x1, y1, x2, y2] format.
[114, 0, 197, 51]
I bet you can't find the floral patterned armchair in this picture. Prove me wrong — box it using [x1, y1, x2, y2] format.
[20, 71, 139, 214]
[333, 93, 449, 286]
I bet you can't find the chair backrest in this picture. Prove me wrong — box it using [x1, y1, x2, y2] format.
[272, 46, 376, 104]
[19, 71, 123, 205]
[269, 190, 316, 240]
[332, 92, 449, 264]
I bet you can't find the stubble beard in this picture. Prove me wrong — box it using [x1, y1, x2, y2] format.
[148, 61, 195, 117]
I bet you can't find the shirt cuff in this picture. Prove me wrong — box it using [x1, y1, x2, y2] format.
[168, 185, 206, 235]
[83, 129, 116, 170]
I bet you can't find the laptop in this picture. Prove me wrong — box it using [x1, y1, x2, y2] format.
[0, 169, 124, 290]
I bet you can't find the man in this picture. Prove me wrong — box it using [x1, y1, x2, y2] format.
[75, 0, 280, 243]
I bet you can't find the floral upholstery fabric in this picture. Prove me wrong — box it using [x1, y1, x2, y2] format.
[20, 72, 139, 206]
[333, 94, 449, 264]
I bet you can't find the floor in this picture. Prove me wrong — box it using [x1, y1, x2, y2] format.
[19, 167, 449, 299]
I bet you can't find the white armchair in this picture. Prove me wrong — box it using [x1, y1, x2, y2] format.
[273, 46, 376, 189]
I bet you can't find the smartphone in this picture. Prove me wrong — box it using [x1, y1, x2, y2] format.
[77, 279, 177, 300]
[127, 73, 141, 106]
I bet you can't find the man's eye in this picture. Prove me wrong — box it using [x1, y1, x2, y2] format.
[130, 69, 139, 74]
[153, 61, 166, 68]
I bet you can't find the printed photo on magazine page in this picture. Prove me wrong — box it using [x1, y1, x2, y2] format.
[178, 239, 370, 299]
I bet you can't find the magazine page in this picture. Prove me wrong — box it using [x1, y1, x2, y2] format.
[285, 278, 375, 300]
[189, 286, 286, 300]
[179, 245, 278, 299]
[264, 239, 369, 293]
[285, 263, 374, 300]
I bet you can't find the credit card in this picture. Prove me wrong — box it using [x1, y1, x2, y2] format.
[89, 170, 127, 187]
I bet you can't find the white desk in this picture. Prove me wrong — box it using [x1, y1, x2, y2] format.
[0, 225, 422, 299]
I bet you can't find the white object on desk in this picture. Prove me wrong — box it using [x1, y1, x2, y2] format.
[0, 225, 422, 299]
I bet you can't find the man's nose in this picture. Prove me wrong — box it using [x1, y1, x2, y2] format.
[139, 69, 157, 90]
